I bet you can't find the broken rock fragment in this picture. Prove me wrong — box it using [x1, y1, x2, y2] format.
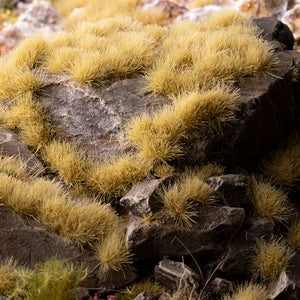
[127, 206, 245, 260]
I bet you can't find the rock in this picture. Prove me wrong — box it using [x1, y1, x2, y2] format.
[11, 0, 62, 36]
[206, 174, 252, 210]
[184, 49, 300, 170]
[120, 176, 172, 218]
[134, 291, 158, 300]
[208, 277, 233, 298]
[97, 266, 138, 290]
[252, 17, 295, 50]
[218, 216, 275, 277]
[38, 76, 170, 159]
[268, 272, 298, 299]
[0, 204, 82, 267]
[143, 0, 188, 18]
[283, 4, 300, 48]
[0, 128, 44, 176]
[73, 287, 90, 300]
[0, 0, 62, 54]
[239, 0, 287, 19]
[176, 5, 223, 22]
[155, 259, 201, 292]
[127, 206, 245, 260]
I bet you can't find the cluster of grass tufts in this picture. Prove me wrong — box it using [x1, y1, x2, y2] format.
[9, 258, 87, 300]
[146, 11, 275, 97]
[159, 165, 222, 226]
[223, 283, 269, 300]
[53, 0, 167, 28]
[249, 178, 292, 222]
[0, 167, 130, 275]
[252, 238, 294, 281]
[116, 278, 165, 300]
[0, 257, 18, 297]
[0, 155, 30, 180]
[2, 92, 52, 148]
[125, 86, 240, 161]
[261, 135, 300, 187]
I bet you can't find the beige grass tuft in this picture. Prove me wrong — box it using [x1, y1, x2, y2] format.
[288, 220, 300, 250]
[252, 238, 294, 281]
[42, 140, 89, 185]
[94, 227, 132, 276]
[0, 67, 40, 101]
[223, 283, 268, 300]
[261, 137, 300, 187]
[4, 92, 51, 148]
[6, 34, 48, 69]
[0, 155, 30, 181]
[249, 178, 292, 222]
[160, 167, 216, 226]
[86, 154, 152, 197]
[0, 257, 18, 296]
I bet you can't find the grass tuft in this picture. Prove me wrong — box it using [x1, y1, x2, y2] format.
[94, 228, 132, 276]
[42, 140, 89, 185]
[86, 154, 152, 197]
[9, 258, 87, 300]
[0, 155, 30, 181]
[116, 278, 164, 300]
[249, 178, 292, 222]
[6, 34, 48, 69]
[261, 136, 300, 187]
[0, 257, 18, 296]
[3, 92, 51, 149]
[252, 238, 294, 281]
[0, 66, 40, 101]
[288, 220, 300, 250]
[160, 167, 216, 226]
[223, 283, 268, 300]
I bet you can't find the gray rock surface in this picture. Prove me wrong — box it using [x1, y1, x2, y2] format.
[0, 128, 44, 175]
[0, 204, 82, 267]
[134, 291, 158, 300]
[39, 77, 170, 159]
[127, 206, 245, 260]
[208, 277, 233, 298]
[155, 259, 201, 292]
[206, 174, 252, 210]
[120, 176, 172, 218]
[218, 216, 275, 277]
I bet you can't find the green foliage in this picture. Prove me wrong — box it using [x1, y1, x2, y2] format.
[9, 258, 87, 300]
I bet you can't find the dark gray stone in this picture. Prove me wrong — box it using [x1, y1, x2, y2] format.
[252, 17, 295, 50]
[120, 176, 172, 218]
[183, 50, 300, 170]
[39, 77, 169, 159]
[134, 291, 158, 300]
[127, 206, 245, 260]
[73, 287, 90, 300]
[155, 259, 201, 292]
[206, 174, 252, 210]
[0, 204, 82, 267]
[0, 128, 44, 176]
[218, 216, 275, 277]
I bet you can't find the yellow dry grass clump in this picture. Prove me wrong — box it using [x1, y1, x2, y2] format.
[261, 136, 300, 187]
[86, 154, 152, 196]
[53, 0, 167, 28]
[0, 257, 18, 296]
[252, 239, 294, 281]
[249, 178, 292, 222]
[2, 92, 51, 149]
[160, 166, 219, 225]
[0, 155, 30, 181]
[288, 220, 300, 250]
[126, 86, 240, 161]
[223, 283, 268, 300]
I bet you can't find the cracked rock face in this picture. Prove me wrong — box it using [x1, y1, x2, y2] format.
[39, 77, 170, 159]
[126, 205, 245, 260]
